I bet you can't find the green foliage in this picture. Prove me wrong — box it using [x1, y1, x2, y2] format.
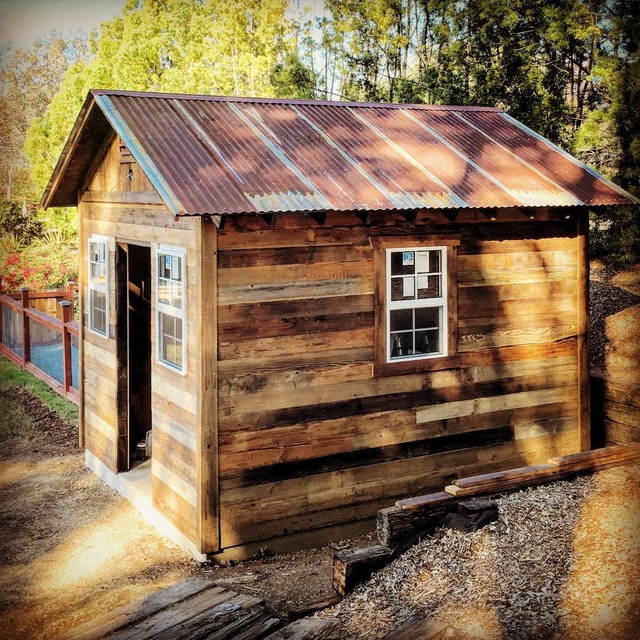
[4, 0, 639, 276]
[0, 355, 79, 425]
[25, 0, 313, 198]
[0, 200, 44, 245]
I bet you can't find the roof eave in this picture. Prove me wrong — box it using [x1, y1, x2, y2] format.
[40, 92, 98, 210]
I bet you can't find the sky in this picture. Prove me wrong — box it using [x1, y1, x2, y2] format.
[0, 0, 126, 48]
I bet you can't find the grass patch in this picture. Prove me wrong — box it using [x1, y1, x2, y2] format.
[0, 355, 78, 424]
[0, 390, 38, 440]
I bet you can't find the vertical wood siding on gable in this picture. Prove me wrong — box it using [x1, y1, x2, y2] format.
[216, 214, 581, 549]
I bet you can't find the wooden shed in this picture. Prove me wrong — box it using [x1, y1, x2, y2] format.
[41, 90, 638, 560]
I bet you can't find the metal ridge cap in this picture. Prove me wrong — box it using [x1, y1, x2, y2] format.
[89, 89, 502, 112]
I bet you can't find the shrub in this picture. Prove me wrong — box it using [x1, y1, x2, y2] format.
[1, 236, 77, 291]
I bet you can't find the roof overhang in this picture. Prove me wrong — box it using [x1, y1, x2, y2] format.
[41, 89, 640, 214]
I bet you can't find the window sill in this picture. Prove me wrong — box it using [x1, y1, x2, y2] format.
[374, 354, 461, 377]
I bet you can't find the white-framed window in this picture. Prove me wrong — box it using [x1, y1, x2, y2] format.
[88, 236, 109, 337]
[156, 245, 187, 374]
[386, 246, 447, 362]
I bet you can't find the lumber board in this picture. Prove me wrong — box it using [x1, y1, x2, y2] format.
[152, 474, 198, 543]
[547, 443, 640, 470]
[218, 243, 371, 268]
[263, 618, 341, 640]
[197, 215, 220, 553]
[56, 578, 220, 640]
[395, 491, 458, 511]
[577, 213, 590, 451]
[452, 464, 558, 489]
[458, 249, 576, 270]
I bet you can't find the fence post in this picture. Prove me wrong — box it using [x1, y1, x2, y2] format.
[60, 300, 73, 394]
[67, 280, 77, 304]
[20, 287, 30, 364]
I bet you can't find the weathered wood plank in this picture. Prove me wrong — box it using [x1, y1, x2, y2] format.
[152, 475, 198, 543]
[107, 586, 237, 640]
[458, 250, 576, 270]
[217, 226, 369, 250]
[218, 244, 371, 268]
[263, 618, 340, 640]
[198, 216, 220, 553]
[56, 578, 220, 640]
[577, 213, 590, 451]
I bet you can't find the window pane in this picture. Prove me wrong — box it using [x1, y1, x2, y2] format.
[160, 312, 183, 369]
[391, 276, 416, 301]
[417, 274, 441, 299]
[390, 251, 415, 276]
[390, 309, 413, 331]
[430, 250, 441, 272]
[390, 331, 413, 358]
[415, 328, 440, 354]
[89, 242, 107, 285]
[90, 290, 107, 334]
[415, 306, 440, 329]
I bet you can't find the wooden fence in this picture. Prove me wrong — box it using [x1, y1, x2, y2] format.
[591, 373, 640, 447]
[0, 284, 79, 404]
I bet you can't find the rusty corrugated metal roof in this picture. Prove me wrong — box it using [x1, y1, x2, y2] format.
[41, 89, 639, 215]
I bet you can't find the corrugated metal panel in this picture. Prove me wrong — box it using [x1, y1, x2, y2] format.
[41, 89, 640, 213]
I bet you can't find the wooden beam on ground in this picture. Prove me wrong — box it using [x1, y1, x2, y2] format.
[333, 545, 393, 597]
[445, 444, 640, 497]
[377, 505, 450, 549]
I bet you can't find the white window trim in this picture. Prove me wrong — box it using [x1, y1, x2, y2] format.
[385, 246, 448, 363]
[88, 235, 110, 338]
[156, 244, 187, 375]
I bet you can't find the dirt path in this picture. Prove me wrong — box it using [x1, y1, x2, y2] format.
[0, 383, 357, 639]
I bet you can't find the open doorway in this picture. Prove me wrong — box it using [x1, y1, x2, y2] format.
[116, 243, 152, 471]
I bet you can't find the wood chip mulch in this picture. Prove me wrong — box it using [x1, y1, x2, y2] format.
[318, 464, 640, 640]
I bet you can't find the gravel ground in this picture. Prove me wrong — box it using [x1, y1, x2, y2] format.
[318, 465, 640, 640]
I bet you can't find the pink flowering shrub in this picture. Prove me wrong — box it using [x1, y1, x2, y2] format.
[1, 240, 78, 292]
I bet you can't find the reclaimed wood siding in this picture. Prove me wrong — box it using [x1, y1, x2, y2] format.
[216, 215, 581, 548]
[80, 137, 200, 543]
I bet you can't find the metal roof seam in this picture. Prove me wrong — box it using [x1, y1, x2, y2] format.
[289, 104, 396, 207]
[227, 102, 334, 210]
[347, 107, 468, 209]
[401, 109, 525, 207]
